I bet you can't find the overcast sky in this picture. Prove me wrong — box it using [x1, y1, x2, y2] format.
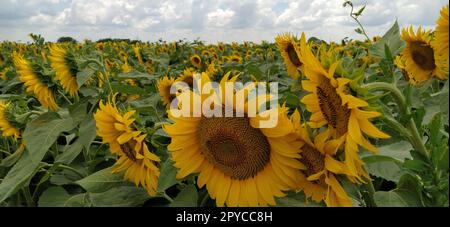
[0, 0, 447, 43]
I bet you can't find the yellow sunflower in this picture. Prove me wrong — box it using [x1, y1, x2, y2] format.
[289, 110, 353, 207]
[0, 67, 9, 80]
[298, 33, 390, 182]
[0, 101, 21, 139]
[433, 5, 449, 79]
[190, 55, 202, 68]
[12, 52, 59, 111]
[433, 5, 449, 59]
[48, 44, 79, 96]
[133, 46, 144, 65]
[275, 33, 302, 79]
[94, 96, 141, 155]
[111, 133, 160, 196]
[229, 55, 243, 64]
[157, 76, 176, 107]
[401, 26, 446, 84]
[395, 55, 412, 81]
[164, 73, 303, 207]
[176, 68, 196, 89]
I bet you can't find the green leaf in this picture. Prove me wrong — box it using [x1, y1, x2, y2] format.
[353, 5, 366, 17]
[64, 193, 91, 207]
[76, 68, 95, 88]
[111, 82, 146, 95]
[369, 20, 405, 58]
[170, 185, 198, 207]
[428, 112, 442, 146]
[157, 158, 179, 193]
[374, 191, 407, 207]
[374, 173, 424, 207]
[363, 155, 404, 182]
[0, 113, 75, 203]
[89, 186, 150, 207]
[56, 116, 97, 164]
[76, 167, 124, 193]
[0, 145, 25, 167]
[377, 141, 413, 161]
[275, 191, 323, 207]
[38, 186, 71, 207]
[118, 71, 154, 80]
[68, 102, 87, 124]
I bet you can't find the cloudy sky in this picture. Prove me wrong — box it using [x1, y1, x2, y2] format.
[0, 0, 447, 43]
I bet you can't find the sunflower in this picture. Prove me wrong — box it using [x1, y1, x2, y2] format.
[157, 76, 177, 107]
[48, 44, 79, 96]
[0, 67, 9, 80]
[164, 73, 303, 207]
[275, 33, 302, 79]
[297, 33, 390, 182]
[433, 5, 449, 59]
[0, 101, 21, 139]
[206, 62, 218, 77]
[289, 110, 353, 207]
[190, 55, 202, 68]
[218, 42, 225, 52]
[122, 62, 132, 73]
[176, 68, 196, 89]
[229, 55, 243, 64]
[111, 133, 160, 196]
[432, 5, 449, 79]
[395, 55, 412, 81]
[202, 50, 211, 58]
[12, 52, 59, 111]
[94, 96, 141, 155]
[133, 46, 144, 65]
[401, 26, 446, 84]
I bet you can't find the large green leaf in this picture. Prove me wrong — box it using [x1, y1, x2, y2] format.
[56, 116, 97, 164]
[76, 167, 124, 193]
[377, 141, 413, 161]
[275, 191, 323, 207]
[369, 20, 405, 58]
[89, 186, 150, 207]
[170, 185, 198, 207]
[374, 173, 424, 207]
[0, 113, 75, 203]
[76, 68, 95, 88]
[157, 158, 179, 193]
[363, 155, 404, 182]
[38, 186, 71, 207]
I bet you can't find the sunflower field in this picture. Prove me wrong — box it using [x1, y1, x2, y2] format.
[0, 3, 448, 207]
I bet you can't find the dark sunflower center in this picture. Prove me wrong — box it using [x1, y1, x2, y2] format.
[286, 43, 302, 67]
[198, 116, 271, 180]
[300, 144, 325, 177]
[193, 57, 200, 64]
[121, 140, 137, 162]
[410, 41, 436, 71]
[316, 76, 350, 137]
[182, 76, 194, 88]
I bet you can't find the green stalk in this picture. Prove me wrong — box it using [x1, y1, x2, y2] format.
[22, 187, 34, 207]
[361, 82, 429, 159]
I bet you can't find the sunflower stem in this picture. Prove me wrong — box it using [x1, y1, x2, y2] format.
[360, 82, 407, 115]
[22, 187, 34, 206]
[58, 90, 73, 105]
[361, 82, 429, 159]
[200, 193, 210, 207]
[41, 162, 86, 179]
[162, 192, 174, 203]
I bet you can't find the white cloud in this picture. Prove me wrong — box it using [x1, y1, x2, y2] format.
[0, 0, 448, 43]
[207, 9, 235, 27]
